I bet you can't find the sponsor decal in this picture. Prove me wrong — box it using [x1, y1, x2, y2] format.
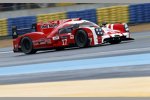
[41, 23, 58, 29]
[52, 36, 60, 40]
[33, 38, 48, 45]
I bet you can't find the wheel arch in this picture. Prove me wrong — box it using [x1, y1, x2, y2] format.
[74, 28, 93, 38]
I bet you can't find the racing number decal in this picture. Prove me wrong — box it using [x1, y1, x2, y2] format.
[62, 39, 67, 45]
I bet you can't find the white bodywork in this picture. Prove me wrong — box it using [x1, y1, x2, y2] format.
[64, 19, 130, 45]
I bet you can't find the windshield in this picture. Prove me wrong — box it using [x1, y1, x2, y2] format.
[79, 22, 99, 27]
[60, 20, 99, 29]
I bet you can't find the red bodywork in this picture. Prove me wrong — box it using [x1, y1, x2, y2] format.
[12, 18, 132, 53]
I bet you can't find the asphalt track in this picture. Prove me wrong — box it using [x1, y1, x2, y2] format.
[0, 31, 150, 84]
[0, 31, 150, 67]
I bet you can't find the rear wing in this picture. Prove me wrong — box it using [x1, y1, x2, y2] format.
[12, 24, 36, 39]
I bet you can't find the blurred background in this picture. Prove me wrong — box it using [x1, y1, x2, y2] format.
[0, 3, 125, 12]
[0, 3, 150, 38]
[0, 3, 150, 97]
[0, 3, 76, 11]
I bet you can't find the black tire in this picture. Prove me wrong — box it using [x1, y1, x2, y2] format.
[55, 47, 65, 51]
[75, 30, 89, 48]
[109, 40, 121, 44]
[21, 37, 37, 54]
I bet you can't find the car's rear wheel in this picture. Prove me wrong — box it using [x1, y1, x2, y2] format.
[75, 30, 89, 48]
[55, 47, 65, 51]
[21, 37, 37, 54]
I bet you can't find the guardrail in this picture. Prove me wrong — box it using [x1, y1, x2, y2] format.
[0, 18, 8, 36]
[67, 9, 97, 24]
[0, 3, 149, 37]
[97, 5, 129, 24]
[7, 16, 36, 36]
[129, 3, 150, 23]
[37, 12, 67, 23]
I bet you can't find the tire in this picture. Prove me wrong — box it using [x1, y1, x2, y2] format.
[55, 47, 65, 51]
[21, 37, 37, 54]
[109, 40, 121, 44]
[75, 30, 89, 48]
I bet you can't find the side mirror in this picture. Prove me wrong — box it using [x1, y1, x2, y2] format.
[100, 25, 103, 27]
[101, 22, 108, 26]
[12, 26, 18, 39]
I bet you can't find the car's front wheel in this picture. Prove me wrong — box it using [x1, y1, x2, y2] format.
[75, 30, 89, 48]
[21, 37, 37, 54]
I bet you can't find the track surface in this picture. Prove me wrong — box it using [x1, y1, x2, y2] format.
[0, 31, 150, 84]
[0, 31, 150, 67]
[0, 64, 150, 85]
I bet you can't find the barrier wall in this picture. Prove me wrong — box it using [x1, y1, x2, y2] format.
[129, 3, 150, 23]
[97, 5, 129, 24]
[37, 12, 67, 22]
[0, 19, 8, 36]
[0, 3, 150, 36]
[67, 9, 97, 23]
[7, 16, 36, 35]
[55, 3, 76, 7]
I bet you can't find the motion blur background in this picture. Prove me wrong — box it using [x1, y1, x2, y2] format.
[0, 3, 150, 97]
[0, 3, 76, 11]
[0, 3, 150, 37]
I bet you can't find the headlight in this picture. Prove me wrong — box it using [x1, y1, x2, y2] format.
[95, 28, 103, 36]
[124, 23, 129, 32]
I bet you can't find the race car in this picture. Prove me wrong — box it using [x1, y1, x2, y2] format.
[12, 18, 134, 54]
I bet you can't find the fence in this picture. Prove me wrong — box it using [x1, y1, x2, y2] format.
[0, 3, 150, 37]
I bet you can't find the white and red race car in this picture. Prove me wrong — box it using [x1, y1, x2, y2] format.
[12, 18, 134, 54]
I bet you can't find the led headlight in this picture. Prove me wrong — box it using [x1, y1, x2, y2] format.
[95, 28, 103, 36]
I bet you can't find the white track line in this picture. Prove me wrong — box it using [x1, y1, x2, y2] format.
[0, 51, 13, 54]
